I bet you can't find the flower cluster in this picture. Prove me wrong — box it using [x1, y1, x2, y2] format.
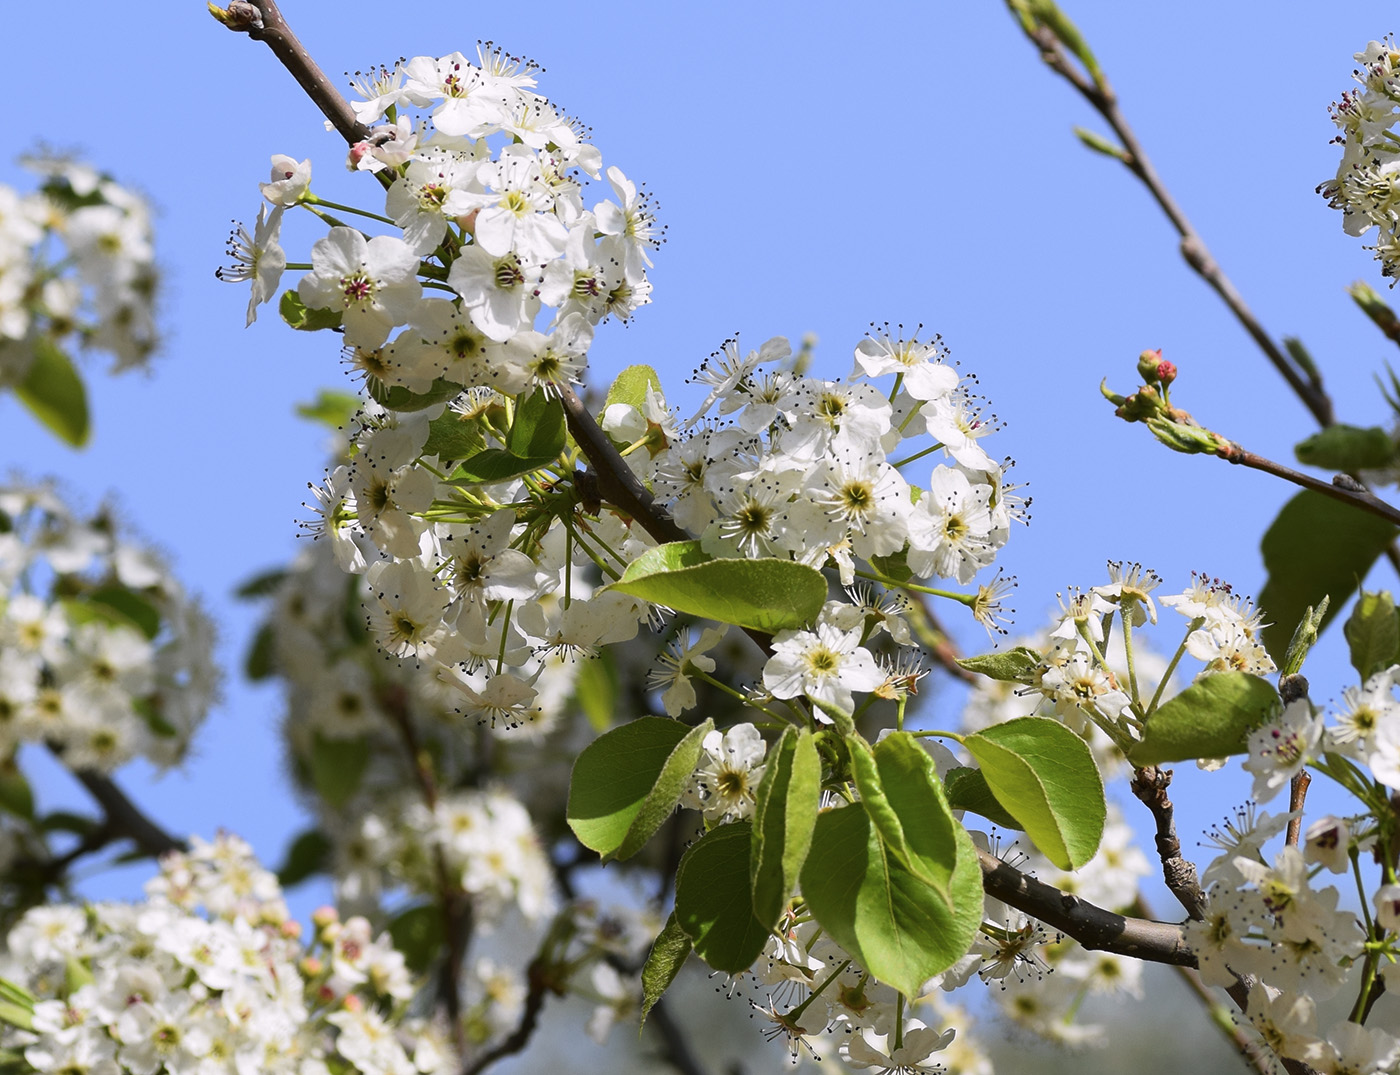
[0, 833, 454, 1075]
[0, 482, 217, 772]
[0, 157, 158, 387]
[1321, 39, 1400, 279]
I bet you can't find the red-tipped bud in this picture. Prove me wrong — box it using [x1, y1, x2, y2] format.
[1156, 359, 1177, 386]
[312, 906, 339, 929]
[1136, 348, 1164, 383]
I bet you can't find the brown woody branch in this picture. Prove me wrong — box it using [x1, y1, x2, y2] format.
[1129, 765, 1207, 921]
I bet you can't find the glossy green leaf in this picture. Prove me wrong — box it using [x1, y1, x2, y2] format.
[640, 913, 692, 1026]
[1258, 491, 1398, 663]
[423, 409, 485, 461]
[606, 542, 826, 633]
[448, 448, 558, 485]
[963, 717, 1104, 870]
[387, 905, 443, 975]
[943, 766, 1023, 830]
[308, 734, 370, 808]
[567, 717, 713, 860]
[1345, 590, 1400, 682]
[674, 823, 771, 974]
[864, 733, 963, 907]
[16, 339, 88, 447]
[295, 389, 360, 430]
[604, 364, 663, 412]
[506, 388, 567, 458]
[1294, 424, 1397, 471]
[956, 646, 1041, 682]
[799, 803, 982, 999]
[276, 828, 332, 887]
[368, 376, 462, 412]
[279, 289, 343, 332]
[1129, 672, 1279, 766]
[750, 728, 820, 928]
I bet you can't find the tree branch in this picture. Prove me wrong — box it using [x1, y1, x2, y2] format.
[1130, 765, 1207, 921]
[977, 847, 1194, 965]
[1213, 441, 1400, 528]
[67, 764, 187, 859]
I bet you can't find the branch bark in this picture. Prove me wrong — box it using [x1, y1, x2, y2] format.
[1129, 765, 1207, 921]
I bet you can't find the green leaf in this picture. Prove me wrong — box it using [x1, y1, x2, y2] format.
[423, 409, 485, 461]
[956, 646, 1041, 682]
[572, 647, 619, 733]
[85, 585, 161, 640]
[606, 542, 826, 633]
[295, 389, 360, 431]
[943, 766, 1023, 830]
[245, 622, 276, 680]
[799, 803, 983, 999]
[40, 811, 97, 836]
[1129, 673, 1280, 766]
[750, 728, 820, 929]
[1073, 126, 1128, 162]
[868, 548, 912, 584]
[0, 760, 33, 820]
[387, 904, 443, 975]
[15, 338, 88, 447]
[276, 828, 332, 887]
[1345, 590, 1400, 682]
[856, 733, 965, 909]
[279, 290, 344, 332]
[308, 734, 370, 808]
[234, 568, 288, 600]
[567, 717, 713, 860]
[367, 376, 462, 413]
[604, 364, 663, 412]
[640, 913, 692, 1026]
[449, 448, 558, 485]
[506, 388, 567, 459]
[1294, 424, 1398, 471]
[1258, 491, 1398, 663]
[674, 823, 771, 974]
[963, 717, 1104, 870]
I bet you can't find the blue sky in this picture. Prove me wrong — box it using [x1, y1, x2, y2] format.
[4, 1, 1395, 911]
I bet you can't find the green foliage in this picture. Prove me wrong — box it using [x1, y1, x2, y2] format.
[368, 376, 462, 412]
[423, 409, 485, 461]
[84, 585, 161, 640]
[295, 389, 360, 430]
[448, 390, 567, 483]
[15, 338, 88, 447]
[308, 734, 371, 808]
[1345, 590, 1400, 682]
[572, 648, 619, 733]
[276, 828, 332, 887]
[1294, 424, 1398, 471]
[956, 646, 1041, 682]
[279, 290, 343, 332]
[1129, 672, 1279, 766]
[749, 728, 820, 929]
[640, 914, 692, 1026]
[799, 802, 983, 999]
[604, 364, 663, 412]
[943, 766, 1023, 830]
[674, 823, 771, 974]
[387, 905, 444, 975]
[244, 622, 276, 680]
[963, 717, 1104, 870]
[0, 761, 34, 820]
[1258, 490, 1398, 662]
[607, 542, 827, 633]
[566, 717, 713, 860]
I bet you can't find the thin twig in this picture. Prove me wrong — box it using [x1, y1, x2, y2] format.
[1214, 441, 1400, 528]
[1129, 765, 1207, 921]
[1012, 16, 1332, 428]
[1286, 770, 1311, 848]
[461, 956, 554, 1075]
